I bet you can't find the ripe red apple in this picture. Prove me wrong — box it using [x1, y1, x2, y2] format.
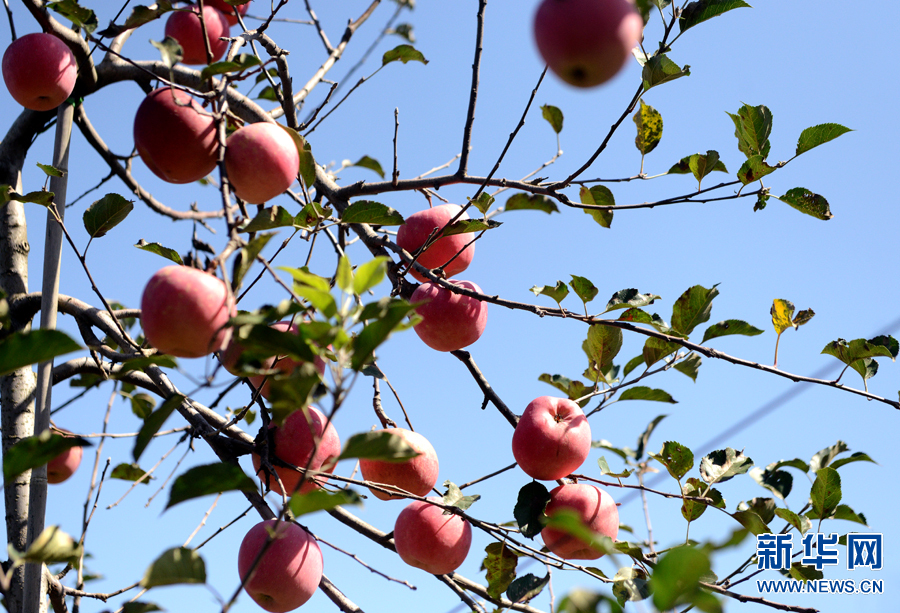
[46, 435, 83, 485]
[541, 483, 618, 560]
[512, 396, 591, 480]
[207, 0, 251, 26]
[164, 5, 230, 65]
[359, 428, 439, 500]
[220, 320, 326, 399]
[533, 0, 643, 88]
[396, 204, 475, 282]
[238, 519, 322, 612]
[393, 498, 472, 574]
[225, 122, 299, 204]
[253, 407, 340, 496]
[133, 87, 218, 184]
[411, 279, 487, 352]
[2, 32, 77, 111]
[141, 265, 236, 358]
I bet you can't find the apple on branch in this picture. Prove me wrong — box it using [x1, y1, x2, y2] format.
[140, 265, 236, 358]
[2, 32, 77, 111]
[225, 122, 300, 204]
[133, 87, 219, 184]
[359, 428, 439, 500]
[533, 0, 643, 88]
[238, 519, 323, 612]
[164, 5, 230, 65]
[252, 407, 340, 496]
[396, 204, 475, 282]
[512, 396, 591, 480]
[541, 483, 619, 560]
[411, 280, 487, 352]
[393, 498, 472, 575]
[46, 430, 83, 485]
[206, 0, 251, 26]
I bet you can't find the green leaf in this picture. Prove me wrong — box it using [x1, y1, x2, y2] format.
[288, 489, 363, 517]
[199, 54, 262, 80]
[350, 155, 385, 178]
[635, 414, 666, 461]
[737, 497, 777, 524]
[730, 510, 770, 535]
[605, 288, 660, 312]
[135, 239, 183, 265]
[234, 233, 274, 290]
[386, 23, 415, 42]
[0, 329, 81, 377]
[341, 200, 405, 226]
[129, 392, 156, 419]
[650, 441, 693, 479]
[97, 2, 172, 37]
[728, 103, 773, 160]
[504, 193, 559, 214]
[810, 467, 841, 519]
[48, 0, 98, 34]
[133, 395, 184, 462]
[749, 467, 793, 500]
[623, 354, 646, 378]
[9, 189, 55, 207]
[736, 155, 776, 185]
[580, 185, 615, 229]
[668, 155, 727, 175]
[679, 0, 750, 33]
[674, 353, 702, 381]
[349, 299, 418, 370]
[277, 126, 316, 188]
[795, 123, 852, 157]
[537, 374, 592, 407]
[441, 218, 501, 236]
[530, 281, 569, 306]
[506, 573, 549, 604]
[651, 546, 711, 610]
[688, 151, 722, 187]
[620, 387, 677, 404]
[150, 36, 183, 68]
[613, 567, 651, 605]
[442, 480, 480, 511]
[681, 478, 724, 522]
[165, 463, 257, 510]
[642, 337, 679, 368]
[541, 104, 564, 134]
[3, 431, 91, 482]
[20, 526, 82, 565]
[468, 192, 495, 215]
[338, 430, 420, 462]
[484, 542, 518, 599]
[514, 481, 550, 539]
[353, 256, 389, 295]
[569, 275, 598, 306]
[36, 162, 64, 178]
[382, 44, 428, 65]
[701, 319, 764, 343]
[755, 191, 770, 211]
[776, 188, 833, 220]
[789, 562, 823, 582]
[822, 338, 897, 376]
[597, 456, 633, 479]
[110, 463, 152, 484]
[700, 448, 753, 484]
[809, 441, 848, 473]
[830, 451, 877, 470]
[240, 205, 296, 233]
[335, 255, 353, 293]
[774, 508, 812, 534]
[641, 54, 690, 91]
[583, 324, 623, 381]
[140, 547, 206, 588]
[122, 602, 163, 613]
[672, 284, 719, 336]
[633, 100, 663, 155]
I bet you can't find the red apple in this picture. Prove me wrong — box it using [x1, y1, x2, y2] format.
[164, 5, 230, 65]
[2, 32, 77, 111]
[46, 433, 83, 485]
[220, 320, 327, 399]
[541, 483, 618, 560]
[393, 498, 472, 575]
[533, 0, 643, 88]
[141, 265, 235, 358]
[253, 407, 340, 496]
[133, 87, 218, 184]
[207, 0, 251, 26]
[225, 122, 299, 204]
[359, 428, 439, 500]
[512, 396, 591, 480]
[411, 279, 487, 352]
[396, 204, 475, 282]
[238, 519, 322, 612]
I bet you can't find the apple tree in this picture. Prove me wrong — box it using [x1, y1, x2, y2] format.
[0, 1, 894, 612]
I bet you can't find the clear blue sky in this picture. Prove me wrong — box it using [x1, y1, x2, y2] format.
[4, 1, 899, 612]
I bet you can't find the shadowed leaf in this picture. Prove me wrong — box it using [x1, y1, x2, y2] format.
[165, 463, 257, 510]
[140, 547, 206, 587]
[702, 319, 763, 343]
[0, 329, 81, 378]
